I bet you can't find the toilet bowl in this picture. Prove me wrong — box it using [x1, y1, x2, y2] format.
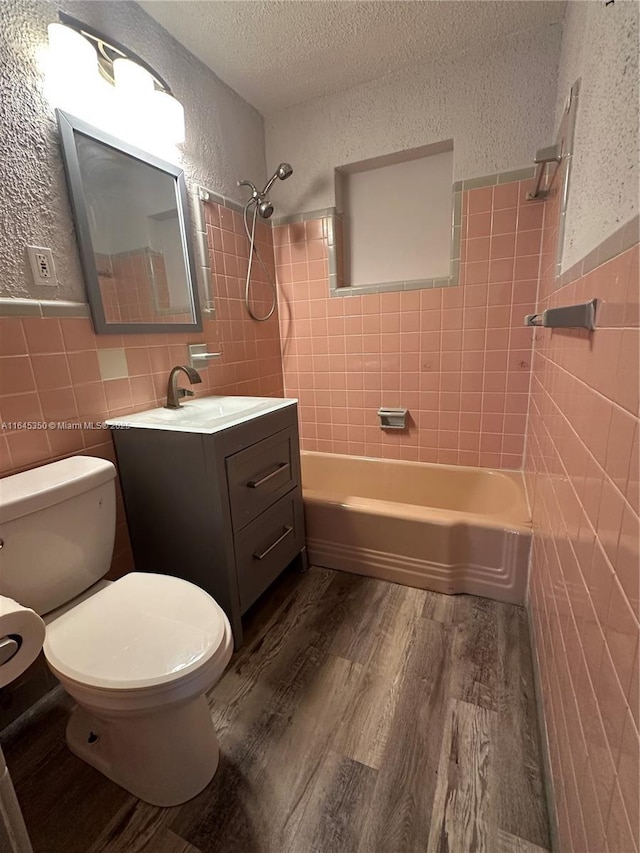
[45, 572, 233, 806]
[0, 457, 233, 807]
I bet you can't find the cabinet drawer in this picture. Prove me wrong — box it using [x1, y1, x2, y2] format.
[226, 427, 299, 532]
[235, 489, 304, 612]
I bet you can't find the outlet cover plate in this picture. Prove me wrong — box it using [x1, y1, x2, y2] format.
[27, 246, 57, 286]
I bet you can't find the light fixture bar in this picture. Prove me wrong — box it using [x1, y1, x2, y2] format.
[58, 11, 173, 95]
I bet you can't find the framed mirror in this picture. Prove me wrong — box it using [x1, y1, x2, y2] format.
[57, 109, 202, 333]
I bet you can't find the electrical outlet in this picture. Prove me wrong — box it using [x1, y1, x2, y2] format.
[27, 246, 57, 286]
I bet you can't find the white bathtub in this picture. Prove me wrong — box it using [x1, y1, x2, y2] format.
[301, 452, 532, 605]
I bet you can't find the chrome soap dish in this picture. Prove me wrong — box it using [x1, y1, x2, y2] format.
[377, 408, 409, 430]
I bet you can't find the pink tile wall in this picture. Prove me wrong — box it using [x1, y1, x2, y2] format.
[102, 250, 192, 325]
[0, 198, 283, 577]
[274, 179, 542, 469]
[526, 195, 639, 850]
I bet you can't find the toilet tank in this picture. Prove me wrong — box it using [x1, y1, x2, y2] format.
[0, 457, 117, 615]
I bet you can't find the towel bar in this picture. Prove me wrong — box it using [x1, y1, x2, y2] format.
[525, 299, 597, 331]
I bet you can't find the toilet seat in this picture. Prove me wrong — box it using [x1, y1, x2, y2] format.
[43, 572, 228, 691]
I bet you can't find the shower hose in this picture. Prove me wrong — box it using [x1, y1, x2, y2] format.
[242, 199, 278, 322]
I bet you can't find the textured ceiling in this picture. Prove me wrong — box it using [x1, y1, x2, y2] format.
[137, 1, 565, 114]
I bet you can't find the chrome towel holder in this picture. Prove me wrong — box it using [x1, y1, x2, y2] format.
[525, 299, 597, 331]
[526, 144, 562, 201]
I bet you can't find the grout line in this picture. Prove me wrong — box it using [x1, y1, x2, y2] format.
[521, 181, 549, 487]
[534, 510, 635, 836]
[534, 349, 638, 502]
[530, 373, 638, 619]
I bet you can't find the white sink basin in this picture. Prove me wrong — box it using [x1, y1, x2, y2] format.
[105, 395, 297, 434]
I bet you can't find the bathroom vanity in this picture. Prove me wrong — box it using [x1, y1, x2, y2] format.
[106, 397, 306, 647]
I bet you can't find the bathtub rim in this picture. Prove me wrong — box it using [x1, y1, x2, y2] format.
[303, 492, 532, 535]
[301, 450, 532, 533]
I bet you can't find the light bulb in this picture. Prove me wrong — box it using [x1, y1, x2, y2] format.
[47, 23, 98, 77]
[151, 90, 185, 145]
[113, 58, 155, 96]
[44, 23, 185, 162]
[45, 23, 101, 116]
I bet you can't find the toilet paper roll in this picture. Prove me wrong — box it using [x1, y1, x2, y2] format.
[0, 597, 46, 688]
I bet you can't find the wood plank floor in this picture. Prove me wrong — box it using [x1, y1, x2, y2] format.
[1, 567, 550, 853]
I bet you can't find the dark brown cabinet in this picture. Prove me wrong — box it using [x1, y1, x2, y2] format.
[110, 403, 306, 647]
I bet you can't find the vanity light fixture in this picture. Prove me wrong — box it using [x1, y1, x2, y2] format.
[43, 13, 185, 156]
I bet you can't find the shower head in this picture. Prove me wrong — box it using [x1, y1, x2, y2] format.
[276, 162, 293, 180]
[258, 200, 274, 219]
[261, 162, 294, 196]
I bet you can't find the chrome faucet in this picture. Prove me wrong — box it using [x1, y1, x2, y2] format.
[165, 365, 202, 409]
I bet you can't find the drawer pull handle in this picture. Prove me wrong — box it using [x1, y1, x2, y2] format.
[253, 526, 294, 560]
[247, 462, 289, 489]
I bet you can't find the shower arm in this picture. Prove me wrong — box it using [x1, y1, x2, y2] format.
[238, 175, 277, 201]
[238, 180, 259, 199]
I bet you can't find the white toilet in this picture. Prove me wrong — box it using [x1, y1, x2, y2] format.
[0, 455, 233, 807]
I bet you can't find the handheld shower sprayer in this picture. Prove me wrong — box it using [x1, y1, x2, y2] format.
[237, 161, 294, 321]
[260, 162, 293, 200]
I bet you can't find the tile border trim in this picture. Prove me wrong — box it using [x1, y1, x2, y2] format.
[196, 186, 245, 215]
[195, 166, 537, 225]
[275, 165, 535, 299]
[7, 170, 632, 317]
[557, 213, 639, 288]
[192, 185, 216, 315]
[330, 194, 463, 297]
[189, 167, 539, 226]
[329, 187, 463, 297]
[454, 165, 536, 191]
[0, 297, 90, 318]
[271, 207, 337, 226]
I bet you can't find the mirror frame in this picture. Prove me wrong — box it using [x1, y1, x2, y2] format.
[57, 109, 203, 334]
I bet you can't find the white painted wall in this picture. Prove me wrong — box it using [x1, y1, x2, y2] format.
[265, 25, 562, 218]
[554, 0, 639, 269]
[345, 150, 453, 285]
[0, 0, 266, 301]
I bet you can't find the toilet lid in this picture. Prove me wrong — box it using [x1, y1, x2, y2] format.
[43, 573, 227, 691]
